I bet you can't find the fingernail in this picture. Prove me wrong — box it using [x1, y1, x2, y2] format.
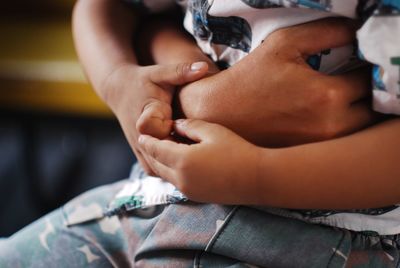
[190, 62, 207, 72]
[175, 119, 186, 125]
[138, 135, 146, 144]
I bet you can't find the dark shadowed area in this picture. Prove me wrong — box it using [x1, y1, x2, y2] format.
[0, 0, 135, 236]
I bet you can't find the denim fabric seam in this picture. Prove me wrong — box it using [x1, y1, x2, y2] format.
[204, 205, 239, 252]
[326, 228, 348, 268]
[133, 205, 171, 262]
[392, 234, 400, 268]
[194, 206, 238, 267]
[193, 250, 202, 268]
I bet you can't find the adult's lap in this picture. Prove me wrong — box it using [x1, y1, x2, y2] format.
[0, 176, 398, 267]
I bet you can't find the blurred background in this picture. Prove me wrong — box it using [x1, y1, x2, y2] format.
[0, 0, 136, 236]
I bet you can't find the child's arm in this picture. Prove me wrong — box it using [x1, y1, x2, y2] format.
[258, 118, 400, 210]
[72, 0, 211, 173]
[138, 117, 400, 209]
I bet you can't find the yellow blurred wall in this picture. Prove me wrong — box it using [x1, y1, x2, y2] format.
[0, 0, 113, 117]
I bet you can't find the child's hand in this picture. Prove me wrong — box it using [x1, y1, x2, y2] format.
[104, 62, 209, 175]
[138, 119, 262, 204]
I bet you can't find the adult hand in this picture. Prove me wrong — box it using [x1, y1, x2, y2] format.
[177, 18, 377, 147]
[103, 62, 209, 174]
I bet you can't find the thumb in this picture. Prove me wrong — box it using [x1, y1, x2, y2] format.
[173, 119, 227, 143]
[136, 99, 173, 138]
[150, 62, 209, 86]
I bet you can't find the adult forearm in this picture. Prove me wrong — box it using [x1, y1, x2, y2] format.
[258, 119, 400, 209]
[72, 0, 138, 100]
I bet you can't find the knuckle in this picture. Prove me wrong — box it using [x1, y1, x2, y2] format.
[310, 89, 341, 115]
[175, 63, 190, 83]
[319, 120, 342, 140]
[147, 142, 159, 160]
[318, 88, 343, 107]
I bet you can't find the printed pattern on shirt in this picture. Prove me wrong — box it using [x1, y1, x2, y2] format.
[241, 0, 281, 8]
[190, 0, 253, 52]
[372, 0, 400, 95]
[357, 0, 400, 113]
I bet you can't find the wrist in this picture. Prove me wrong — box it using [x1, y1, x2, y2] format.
[99, 62, 141, 109]
[247, 147, 281, 206]
[232, 144, 272, 205]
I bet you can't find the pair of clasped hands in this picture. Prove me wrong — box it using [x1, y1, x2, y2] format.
[104, 18, 375, 203]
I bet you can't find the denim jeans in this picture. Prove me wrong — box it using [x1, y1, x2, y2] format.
[1, 166, 399, 267]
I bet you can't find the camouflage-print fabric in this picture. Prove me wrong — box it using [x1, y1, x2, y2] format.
[1, 180, 400, 267]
